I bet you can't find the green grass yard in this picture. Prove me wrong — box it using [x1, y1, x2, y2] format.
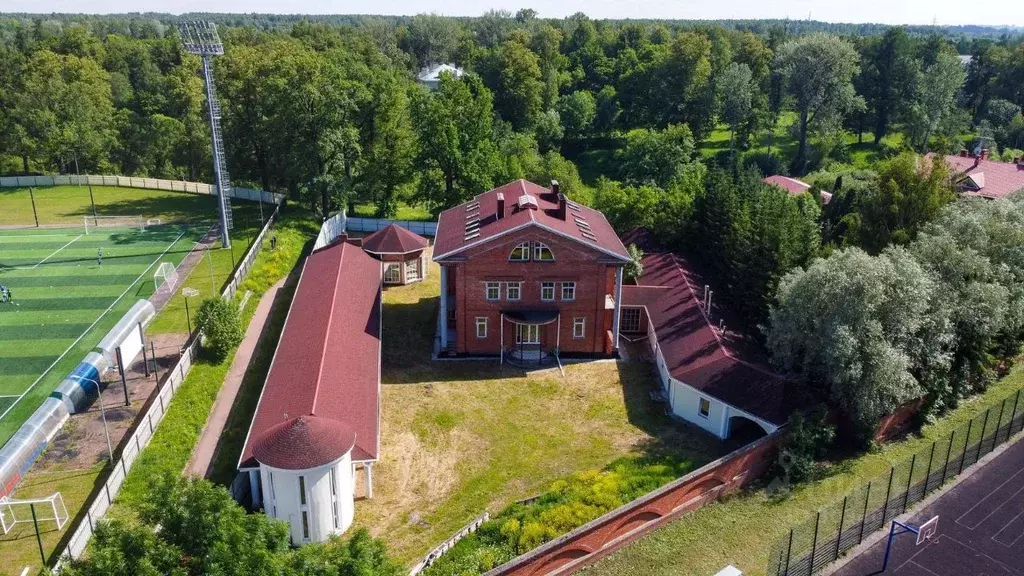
[350, 201, 433, 221]
[583, 368, 1024, 576]
[0, 225, 204, 445]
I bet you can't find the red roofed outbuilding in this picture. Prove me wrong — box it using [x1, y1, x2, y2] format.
[238, 239, 381, 545]
[361, 224, 430, 285]
[433, 179, 630, 361]
[938, 152, 1024, 200]
[618, 228, 794, 439]
[763, 174, 832, 204]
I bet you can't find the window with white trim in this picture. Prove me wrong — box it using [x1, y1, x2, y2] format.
[533, 242, 555, 261]
[405, 258, 419, 282]
[485, 282, 500, 301]
[384, 263, 401, 283]
[561, 282, 576, 301]
[509, 242, 530, 261]
[506, 282, 522, 301]
[698, 398, 711, 418]
[330, 467, 339, 529]
[540, 282, 555, 301]
[573, 317, 586, 339]
[298, 476, 307, 505]
[301, 510, 310, 540]
[621, 308, 642, 332]
[476, 317, 488, 339]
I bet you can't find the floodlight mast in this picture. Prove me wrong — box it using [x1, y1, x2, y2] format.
[179, 21, 233, 249]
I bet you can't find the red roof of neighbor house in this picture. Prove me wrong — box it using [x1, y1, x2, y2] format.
[763, 175, 832, 204]
[362, 224, 429, 255]
[239, 240, 382, 470]
[253, 415, 357, 470]
[939, 154, 1024, 200]
[432, 180, 629, 262]
[620, 228, 792, 426]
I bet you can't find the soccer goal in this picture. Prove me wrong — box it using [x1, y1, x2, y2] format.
[0, 493, 69, 535]
[83, 215, 145, 234]
[154, 262, 180, 295]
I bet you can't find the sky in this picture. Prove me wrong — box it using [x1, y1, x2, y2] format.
[2, 0, 1023, 27]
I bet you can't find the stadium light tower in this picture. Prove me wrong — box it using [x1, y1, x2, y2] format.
[179, 21, 233, 249]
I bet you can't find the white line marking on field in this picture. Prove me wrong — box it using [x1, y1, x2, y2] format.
[31, 234, 83, 269]
[0, 227, 190, 423]
[0, 234, 82, 239]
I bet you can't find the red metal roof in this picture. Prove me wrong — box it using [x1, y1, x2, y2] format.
[763, 175, 832, 204]
[432, 180, 629, 262]
[239, 240, 382, 469]
[620, 229, 792, 426]
[939, 154, 1024, 200]
[253, 415, 357, 470]
[361, 224, 429, 255]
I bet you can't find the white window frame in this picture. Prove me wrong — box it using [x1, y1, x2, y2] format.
[384, 263, 401, 284]
[485, 281, 501, 301]
[476, 317, 488, 339]
[509, 242, 531, 261]
[698, 397, 711, 419]
[561, 281, 576, 301]
[573, 317, 586, 339]
[405, 258, 419, 282]
[540, 282, 555, 301]
[533, 242, 555, 261]
[330, 467, 339, 530]
[516, 323, 540, 344]
[621, 308, 642, 332]
[506, 282, 522, 301]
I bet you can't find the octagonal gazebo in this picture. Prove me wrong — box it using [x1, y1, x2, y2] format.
[361, 224, 430, 285]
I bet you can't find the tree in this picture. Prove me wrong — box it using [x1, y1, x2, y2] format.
[530, 25, 565, 111]
[854, 153, 956, 252]
[616, 124, 696, 188]
[412, 73, 499, 214]
[593, 85, 620, 135]
[766, 247, 945, 439]
[861, 27, 919, 142]
[403, 14, 460, 67]
[533, 109, 564, 153]
[774, 33, 863, 174]
[719, 62, 755, 161]
[625, 244, 644, 281]
[907, 52, 967, 152]
[195, 298, 243, 362]
[556, 90, 596, 141]
[493, 36, 544, 130]
[355, 74, 416, 218]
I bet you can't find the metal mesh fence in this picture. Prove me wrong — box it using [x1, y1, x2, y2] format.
[767, 388, 1024, 576]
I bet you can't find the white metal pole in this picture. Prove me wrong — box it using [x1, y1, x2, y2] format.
[500, 313, 504, 365]
[612, 267, 624, 353]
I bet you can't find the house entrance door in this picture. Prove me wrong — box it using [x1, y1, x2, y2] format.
[516, 323, 540, 344]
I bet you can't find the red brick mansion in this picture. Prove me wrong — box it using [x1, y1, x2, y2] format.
[432, 180, 631, 361]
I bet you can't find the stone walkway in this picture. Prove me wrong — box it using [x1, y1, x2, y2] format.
[185, 276, 286, 478]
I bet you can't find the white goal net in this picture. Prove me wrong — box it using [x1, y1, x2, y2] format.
[0, 493, 69, 535]
[83, 215, 145, 234]
[154, 262, 180, 295]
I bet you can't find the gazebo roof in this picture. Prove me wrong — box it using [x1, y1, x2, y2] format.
[253, 414, 356, 470]
[362, 224, 429, 255]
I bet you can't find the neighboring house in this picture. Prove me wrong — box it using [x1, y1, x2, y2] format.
[416, 63, 464, 90]
[940, 151, 1024, 200]
[619, 228, 795, 440]
[432, 179, 631, 361]
[360, 223, 430, 285]
[237, 239, 382, 545]
[763, 174, 832, 204]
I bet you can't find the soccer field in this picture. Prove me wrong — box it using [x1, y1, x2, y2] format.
[0, 224, 206, 445]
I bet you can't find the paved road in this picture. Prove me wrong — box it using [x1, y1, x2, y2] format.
[834, 437, 1024, 576]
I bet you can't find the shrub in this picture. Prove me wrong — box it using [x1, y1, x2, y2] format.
[195, 297, 243, 362]
[778, 405, 836, 483]
[625, 244, 644, 281]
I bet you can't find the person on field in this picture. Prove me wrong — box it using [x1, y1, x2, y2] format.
[97, 247, 103, 266]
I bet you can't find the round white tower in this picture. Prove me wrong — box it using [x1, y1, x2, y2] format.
[252, 415, 356, 545]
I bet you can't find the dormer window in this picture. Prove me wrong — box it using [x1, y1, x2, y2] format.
[533, 242, 554, 261]
[510, 242, 530, 261]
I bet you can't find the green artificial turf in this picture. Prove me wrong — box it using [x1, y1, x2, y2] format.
[0, 224, 204, 445]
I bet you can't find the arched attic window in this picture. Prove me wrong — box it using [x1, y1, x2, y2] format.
[533, 242, 554, 261]
[510, 242, 530, 261]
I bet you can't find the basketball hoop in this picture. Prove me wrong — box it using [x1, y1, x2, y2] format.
[882, 516, 939, 571]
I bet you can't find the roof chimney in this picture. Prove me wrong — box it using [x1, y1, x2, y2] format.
[557, 192, 568, 220]
[960, 149, 969, 157]
[496, 192, 505, 220]
[551, 180, 559, 195]
[981, 148, 990, 160]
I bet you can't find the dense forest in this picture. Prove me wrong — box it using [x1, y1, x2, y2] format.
[4, 10, 1024, 434]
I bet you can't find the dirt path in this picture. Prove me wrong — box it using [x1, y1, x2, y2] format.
[184, 277, 286, 478]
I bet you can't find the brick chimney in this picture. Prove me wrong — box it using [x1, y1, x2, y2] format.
[496, 192, 505, 220]
[551, 180, 559, 195]
[960, 149, 969, 157]
[981, 148, 990, 160]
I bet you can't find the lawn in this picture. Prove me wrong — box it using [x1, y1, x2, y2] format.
[350, 201, 433, 221]
[0, 185, 235, 227]
[582, 367, 1024, 576]
[351, 257, 725, 565]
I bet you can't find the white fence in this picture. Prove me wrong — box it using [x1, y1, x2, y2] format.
[56, 206, 280, 568]
[314, 211, 437, 251]
[0, 174, 285, 205]
[409, 512, 489, 576]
